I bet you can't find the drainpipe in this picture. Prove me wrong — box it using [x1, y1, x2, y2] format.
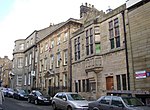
[121, 11, 130, 90]
[69, 24, 72, 92]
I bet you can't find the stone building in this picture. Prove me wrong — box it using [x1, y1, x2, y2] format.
[12, 39, 25, 89]
[0, 56, 12, 87]
[126, 0, 150, 105]
[71, 4, 128, 100]
[24, 31, 38, 91]
[36, 18, 81, 96]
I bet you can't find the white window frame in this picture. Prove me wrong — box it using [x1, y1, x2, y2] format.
[57, 35, 61, 45]
[29, 53, 32, 65]
[51, 40, 54, 48]
[45, 42, 48, 51]
[50, 55, 54, 69]
[63, 74, 67, 87]
[64, 32, 68, 41]
[24, 74, 27, 85]
[17, 75, 22, 86]
[28, 73, 31, 85]
[44, 58, 47, 70]
[25, 56, 28, 66]
[57, 52, 61, 67]
[18, 57, 23, 68]
[19, 43, 24, 50]
[64, 50, 68, 65]
[35, 51, 38, 63]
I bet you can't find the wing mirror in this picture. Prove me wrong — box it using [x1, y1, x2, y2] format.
[63, 98, 67, 101]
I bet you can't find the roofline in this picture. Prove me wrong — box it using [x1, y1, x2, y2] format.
[37, 18, 82, 43]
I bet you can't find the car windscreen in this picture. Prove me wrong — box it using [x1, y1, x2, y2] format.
[122, 97, 144, 107]
[67, 94, 85, 101]
[35, 91, 42, 96]
[19, 90, 26, 94]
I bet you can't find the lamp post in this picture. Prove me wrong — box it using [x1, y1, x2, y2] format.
[9, 72, 15, 89]
[0, 65, 4, 87]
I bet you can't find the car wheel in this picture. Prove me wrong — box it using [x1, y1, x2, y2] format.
[67, 106, 72, 110]
[28, 98, 31, 103]
[35, 99, 38, 105]
[93, 108, 99, 110]
[17, 96, 20, 100]
[52, 102, 57, 110]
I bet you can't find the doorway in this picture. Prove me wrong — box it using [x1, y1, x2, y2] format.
[106, 76, 114, 90]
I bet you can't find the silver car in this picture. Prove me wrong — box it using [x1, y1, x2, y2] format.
[88, 95, 150, 110]
[52, 92, 89, 110]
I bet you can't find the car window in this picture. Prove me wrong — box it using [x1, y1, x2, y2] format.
[56, 93, 63, 99]
[62, 94, 67, 99]
[122, 97, 144, 107]
[100, 96, 111, 105]
[67, 93, 85, 100]
[111, 97, 124, 107]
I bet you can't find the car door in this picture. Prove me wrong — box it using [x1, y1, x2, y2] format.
[55, 93, 63, 109]
[99, 96, 111, 110]
[30, 91, 36, 102]
[110, 97, 125, 110]
[61, 94, 68, 109]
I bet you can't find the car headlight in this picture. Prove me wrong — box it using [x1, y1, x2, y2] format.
[20, 94, 24, 97]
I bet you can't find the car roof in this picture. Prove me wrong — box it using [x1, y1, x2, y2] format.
[56, 92, 78, 95]
[103, 95, 133, 98]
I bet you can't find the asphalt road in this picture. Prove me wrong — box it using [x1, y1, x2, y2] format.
[2, 97, 53, 110]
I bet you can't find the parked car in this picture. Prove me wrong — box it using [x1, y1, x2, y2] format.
[88, 95, 150, 110]
[52, 92, 89, 110]
[27, 90, 51, 105]
[7, 88, 14, 97]
[1, 87, 8, 96]
[13, 89, 28, 100]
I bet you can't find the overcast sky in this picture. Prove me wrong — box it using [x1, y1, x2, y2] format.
[0, 0, 126, 60]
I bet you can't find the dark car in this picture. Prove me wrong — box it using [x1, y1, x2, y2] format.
[88, 95, 150, 110]
[1, 87, 8, 96]
[28, 90, 52, 105]
[7, 88, 14, 97]
[13, 89, 28, 100]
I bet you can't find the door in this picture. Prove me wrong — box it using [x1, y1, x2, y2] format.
[110, 97, 124, 110]
[106, 76, 114, 90]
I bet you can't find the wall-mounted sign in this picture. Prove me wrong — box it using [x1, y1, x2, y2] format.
[31, 71, 35, 76]
[147, 72, 150, 77]
[146, 68, 150, 77]
[135, 70, 146, 79]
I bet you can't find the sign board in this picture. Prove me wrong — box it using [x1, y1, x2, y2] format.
[147, 72, 150, 77]
[135, 70, 146, 79]
[31, 71, 35, 76]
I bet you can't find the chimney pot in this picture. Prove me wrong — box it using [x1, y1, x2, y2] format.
[89, 4, 91, 7]
[85, 2, 87, 6]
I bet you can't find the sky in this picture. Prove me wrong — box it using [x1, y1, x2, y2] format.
[0, 0, 126, 60]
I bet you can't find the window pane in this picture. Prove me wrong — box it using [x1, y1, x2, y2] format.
[116, 75, 121, 90]
[90, 44, 93, 54]
[122, 74, 127, 90]
[114, 18, 119, 27]
[110, 38, 115, 49]
[82, 80, 85, 92]
[95, 43, 101, 54]
[86, 46, 89, 55]
[86, 79, 90, 92]
[78, 80, 81, 92]
[109, 21, 113, 29]
[115, 27, 120, 37]
[109, 29, 114, 38]
[116, 36, 120, 48]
